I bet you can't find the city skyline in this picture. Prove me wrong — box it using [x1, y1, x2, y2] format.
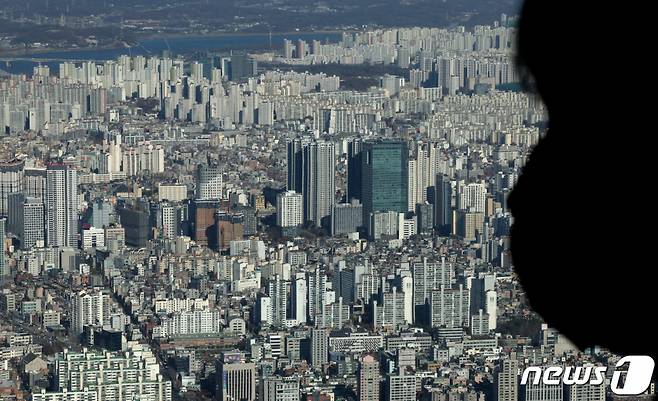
[0, 10, 652, 401]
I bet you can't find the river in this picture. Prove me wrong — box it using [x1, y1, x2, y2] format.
[0, 32, 342, 75]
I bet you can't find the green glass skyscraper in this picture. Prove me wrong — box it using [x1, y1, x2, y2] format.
[361, 140, 408, 230]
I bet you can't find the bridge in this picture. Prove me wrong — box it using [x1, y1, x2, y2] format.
[0, 57, 107, 64]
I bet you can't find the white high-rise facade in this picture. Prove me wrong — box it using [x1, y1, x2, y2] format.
[22, 197, 45, 249]
[407, 142, 443, 212]
[33, 345, 173, 401]
[161, 203, 177, 239]
[46, 165, 78, 248]
[430, 284, 470, 328]
[308, 268, 327, 323]
[310, 328, 329, 367]
[24, 167, 46, 201]
[277, 191, 303, 228]
[108, 133, 122, 174]
[486, 289, 497, 330]
[121, 142, 165, 176]
[459, 181, 487, 213]
[292, 272, 307, 324]
[70, 290, 106, 334]
[196, 163, 223, 200]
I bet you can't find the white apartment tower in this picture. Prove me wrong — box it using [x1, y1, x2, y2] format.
[277, 191, 303, 228]
[70, 290, 107, 335]
[459, 181, 487, 213]
[46, 164, 78, 248]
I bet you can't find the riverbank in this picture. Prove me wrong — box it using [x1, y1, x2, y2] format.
[0, 31, 343, 75]
[0, 29, 347, 59]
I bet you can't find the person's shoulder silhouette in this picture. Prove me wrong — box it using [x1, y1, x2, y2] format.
[510, 0, 657, 363]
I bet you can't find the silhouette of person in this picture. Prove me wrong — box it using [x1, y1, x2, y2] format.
[510, 0, 657, 367]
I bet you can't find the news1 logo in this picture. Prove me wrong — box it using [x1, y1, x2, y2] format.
[520, 356, 655, 395]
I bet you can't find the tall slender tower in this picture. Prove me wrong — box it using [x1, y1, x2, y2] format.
[0, 159, 24, 215]
[310, 328, 328, 368]
[291, 272, 307, 324]
[0, 218, 6, 278]
[434, 174, 452, 235]
[347, 138, 364, 202]
[286, 139, 305, 193]
[307, 268, 327, 323]
[303, 140, 335, 227]
[287, 138, 335, 228]
[267, 274, 288, 327]
[46, 164, 78, 247]
[358, 355, 380, 401]
[22, 197, 45, 249]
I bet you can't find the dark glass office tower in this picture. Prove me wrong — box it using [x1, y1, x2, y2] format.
[347, 138, 364, 202]
[434, 174, 452, 235]
[361, 140, 408, 224]
[287, 139, 304, 193]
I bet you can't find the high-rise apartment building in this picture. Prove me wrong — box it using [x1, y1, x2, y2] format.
[412, 257, 454, 323]
[277, 190, 303, 228]
[267, 274, 288, 327]
[45, 164, 78, 248]
[291, 272, 307, 324]
[430, 284, 470, 328]
[566, 381, 605, 401]
[331, 200, 363, 235]
[458, 181, 487, 213]
[121, 142, 165, 176]
[32, 345, 173, 401]
[160, 202, 178, 239]
[70, 290, 107, 335]
[307, 268, 327, 323]
[358, 355, 380, 401]
[24, 167, 46, 201]
[521, 376, 563, 401]
[304, 140, 335, 227]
